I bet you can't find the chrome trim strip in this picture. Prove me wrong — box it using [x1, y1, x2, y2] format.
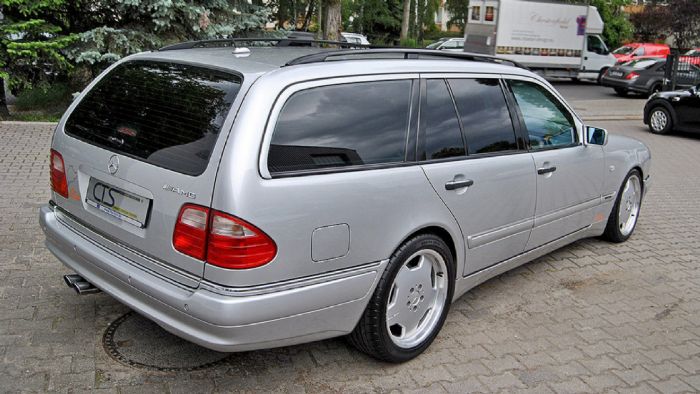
[200, 260, 387, 297]
[467, 218, 533, 249]
[533, 197, 600, 227]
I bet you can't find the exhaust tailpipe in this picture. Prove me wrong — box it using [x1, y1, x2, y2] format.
[64, 274, 84, 287]
[63, 274, 101, 295]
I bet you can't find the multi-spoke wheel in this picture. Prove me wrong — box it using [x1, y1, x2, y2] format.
[648, 106, 672, 134]
[603, 170, 643, 243]
[348, 234, 454, 362]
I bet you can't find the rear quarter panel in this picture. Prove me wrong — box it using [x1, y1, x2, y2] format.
[209, 72, 464, 287]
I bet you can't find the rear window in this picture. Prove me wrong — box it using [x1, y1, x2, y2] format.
[613, 46, 634, 55]
[627, 59, 660, 69]
[65, 61, 242, 176]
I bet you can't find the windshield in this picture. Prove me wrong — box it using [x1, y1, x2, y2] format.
[685, 49, 699, 56]
[426, 41, 442, 49]
[613, 46, 635, 55]
[626, 59, 661, 69]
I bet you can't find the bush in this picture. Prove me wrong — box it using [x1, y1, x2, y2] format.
[14, 83, 73, 112]
[423, 30, 462, 41]
[399, 38, 420, 48]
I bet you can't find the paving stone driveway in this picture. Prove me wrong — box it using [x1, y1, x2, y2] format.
[0, 120, 698, 393]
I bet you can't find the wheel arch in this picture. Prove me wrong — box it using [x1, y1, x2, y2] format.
[644, 99, 677, 125]
[395, 225, 461, 272]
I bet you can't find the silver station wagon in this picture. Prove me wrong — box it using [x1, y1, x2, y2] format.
[40, 41, 651, 362]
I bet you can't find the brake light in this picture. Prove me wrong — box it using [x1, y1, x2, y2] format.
[50, 149, 68, 198]
[207, 211, 277, 269]
[173, 204, 209, 260]
[173, 204, 277, 269]
[626, 72, 640, 80]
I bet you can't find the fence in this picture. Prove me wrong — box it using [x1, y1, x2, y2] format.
[663, 52, 700, 91]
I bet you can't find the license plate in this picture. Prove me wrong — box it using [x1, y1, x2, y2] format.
[86, 178, 151, 228]
[609, 71, 623, 78]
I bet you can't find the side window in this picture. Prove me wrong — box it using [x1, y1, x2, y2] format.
[587, 35, 605, 54]
[448, 78, 518, 154]
[268, 80, 412, 174]
[442, 40, 458, 49]
[508, 80, 577, 150]
[633, 47, 645, 57]
[420, 79, 465, 160]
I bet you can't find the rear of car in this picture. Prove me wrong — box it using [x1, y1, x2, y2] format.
[39, 55, 307, 350]
[601, 58, 664, 95]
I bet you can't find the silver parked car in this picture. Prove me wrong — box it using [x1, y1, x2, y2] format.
[40, 42, 651, 362]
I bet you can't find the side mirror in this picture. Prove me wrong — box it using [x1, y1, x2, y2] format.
[586, 126, 608, 146]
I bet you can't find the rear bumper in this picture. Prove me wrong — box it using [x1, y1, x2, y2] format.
[40, 204, 383, 352]
[600, 76, 648, 93]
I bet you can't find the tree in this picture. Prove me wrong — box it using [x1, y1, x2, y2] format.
[66, 1, 270, 82]
[629, 4, 670, 42]
[0, 0, 76, 116]
[445, 0, 469, 31]
[346, 0, 401, 40]
[400, 0, 410, 40]
[322, 0, 342, 40]
[666, 0, 700, 49]
[588, 0, 634, 49]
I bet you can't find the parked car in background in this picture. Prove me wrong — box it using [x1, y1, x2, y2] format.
[613, 43, 670, 64]
[341, 32, 370, 45]
[601, 58, 700, 97]
[40, 43, 651, 363]
[426, 37, 464, 51]
[681, 48, 700, 65]
[644, 84, 700, 134]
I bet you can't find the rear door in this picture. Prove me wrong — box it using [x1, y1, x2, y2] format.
[505, 77, 605, 250]
[419, 76, 536, 276]
[51, 60, 245, 284]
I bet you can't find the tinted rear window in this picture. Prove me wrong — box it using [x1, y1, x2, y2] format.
[65, 61, 242, 176]
[268, 80, 412, 174]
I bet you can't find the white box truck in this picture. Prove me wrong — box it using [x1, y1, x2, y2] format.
[463, 0, 617, 82]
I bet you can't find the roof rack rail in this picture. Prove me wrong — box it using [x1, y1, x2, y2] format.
[159, 38, 369, 51]
[284, 48, 528, 69]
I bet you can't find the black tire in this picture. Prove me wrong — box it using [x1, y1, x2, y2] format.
[614, 87, 628, 96]
[602, 170, 643, 243]
[348, 233, 455, 363]
[647, 106, 673, 134]
[597, 68, 608, 84]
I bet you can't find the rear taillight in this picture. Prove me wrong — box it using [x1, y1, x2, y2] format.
[173, 204, 209, 260]
[50, 149, 68, 198]
[173, 204, 277, 269]
[626, 72, 640, 80]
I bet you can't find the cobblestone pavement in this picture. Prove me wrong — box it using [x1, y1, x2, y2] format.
[1, 120, 699, 393]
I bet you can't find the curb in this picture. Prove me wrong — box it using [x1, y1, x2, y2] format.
[1, 121, 58, 126]
[581, 116, 643, 122]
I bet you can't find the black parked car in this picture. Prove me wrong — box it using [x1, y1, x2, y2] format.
[644, 85, 700, 134]
[601, 58, 699, 97]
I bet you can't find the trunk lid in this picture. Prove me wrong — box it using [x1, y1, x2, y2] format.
[51, 60, 244, 285]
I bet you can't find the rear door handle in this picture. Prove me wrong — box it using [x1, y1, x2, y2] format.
[537, 166, 557, 175]
[445, 179, 474, 190]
